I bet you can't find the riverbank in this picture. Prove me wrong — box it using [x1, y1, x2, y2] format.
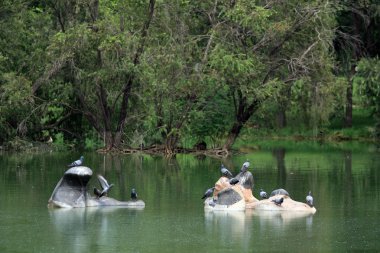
[1, 133, 377, 155]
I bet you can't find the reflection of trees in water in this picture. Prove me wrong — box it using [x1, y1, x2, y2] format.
[272, 148, 287, 188]
[343, 151, 353, 214]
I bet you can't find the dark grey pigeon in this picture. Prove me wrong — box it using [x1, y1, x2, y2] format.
[67, 156, 84, 167]
[94, 187, 102, 198]
[306, 191, 314, 207]
[208, 201, 216, 207]
[220, 164, 233, 178]
[271, 197, 284, 206]
[270, 188, 290, 197]
[131, 188, 138, 201]
[259, 189, 268, 199]
[240, 160, 250, 173]
[229, 178, 239, 185]
[97, 175, 114, 197]
[202, 187, 215, 199]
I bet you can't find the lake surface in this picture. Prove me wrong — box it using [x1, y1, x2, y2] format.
[0, 143, 379, 253]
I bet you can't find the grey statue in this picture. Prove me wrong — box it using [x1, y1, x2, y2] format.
[48, 166, 145, 209]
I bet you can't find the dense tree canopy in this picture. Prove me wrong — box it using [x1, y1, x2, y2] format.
[0, 0, 379, 153]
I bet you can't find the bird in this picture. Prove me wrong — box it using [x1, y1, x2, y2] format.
[306, 191, 314, 207]
[201, 187, 215, 199]
[94, 187, 102, 198]
[220, 164, 233, 178]
[271, 197, 284, 206]
[259, 189, 268, 199]
[240, 160, 250, 173]
[67, 156, 84, 167]
[229, 178, 239, 185]
[131, 188, 138, 201]
[96, 175, 114, 197]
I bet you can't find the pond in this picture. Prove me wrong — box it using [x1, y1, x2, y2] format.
[0, 143, 379, 253]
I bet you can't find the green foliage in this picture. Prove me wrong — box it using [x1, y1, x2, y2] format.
[354, 58, 380, 139]
[355, 58, 380, 109]
[0, 0, 378, 150]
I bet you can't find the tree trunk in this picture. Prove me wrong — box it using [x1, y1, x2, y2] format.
[104, 131, 114, 150]
[223, 96, 261, 151]
[223, 121, 243, 151]
[164, 134, 179, 156]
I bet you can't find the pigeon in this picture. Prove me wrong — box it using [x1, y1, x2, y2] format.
[94, 187, 102, 198]
[259, 189, 268, 199]
[220, 164, 233, 178]
[271, 197, 284, 206]
[67, 156, 84, 167]
[96, 175, 114, 197]
[240, 160, 250, 173]
[131, 188, 138, 201]
[229, 178, 239, 185]
[201, 187, 215, 199]
[306, 191, 314, 207]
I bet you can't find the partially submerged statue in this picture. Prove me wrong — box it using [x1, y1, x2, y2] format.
[48, 166, 145, 209]
[204, 162, 316, 214]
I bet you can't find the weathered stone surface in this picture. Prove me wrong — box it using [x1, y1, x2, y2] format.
[48, 166, 145, 209]
[206, 176, 315, 213]
[246, 194, 316, 214]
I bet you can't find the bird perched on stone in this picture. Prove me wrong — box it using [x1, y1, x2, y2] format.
[259, 189, 268, 199]
[131, 188, 138, 201]
[240, 160, 250, 173]
[208, 201, 216, 207]
[271, 197, 284, 206]
[67, 156, 84, 167]
[95, 175, 114, 198]
[201, 187, 215, 199]
[306, 191, 314, 207]
[220, 164, 233, 178]
[94, 187, 102, 198]
[229, 178, 239, 185]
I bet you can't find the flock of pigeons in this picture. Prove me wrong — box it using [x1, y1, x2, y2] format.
[201, 162, 248, 199]
[67, 155, 138, 201]
[202, 162, 314, 207]
[67, 156, 314, 207]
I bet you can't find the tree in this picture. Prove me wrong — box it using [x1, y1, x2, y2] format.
[203, 0, 336, 151]
[34, 0, 156, 150]
[355, 58, 380, 140]
[0, 0, 51, 143]
[139, 1, 222, 155]
[334, 0, 380, 127]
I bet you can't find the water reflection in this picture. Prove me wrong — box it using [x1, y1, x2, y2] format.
[204, 210, 252, 250]
[49, 207, 143, 253]
[1, 146, 379, 253]
[204, 209, 315, 252]
[204, 210, 247, 237]
[247, 209, 313, 228]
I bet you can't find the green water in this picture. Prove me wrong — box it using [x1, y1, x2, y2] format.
[0, 144, 379, 253]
